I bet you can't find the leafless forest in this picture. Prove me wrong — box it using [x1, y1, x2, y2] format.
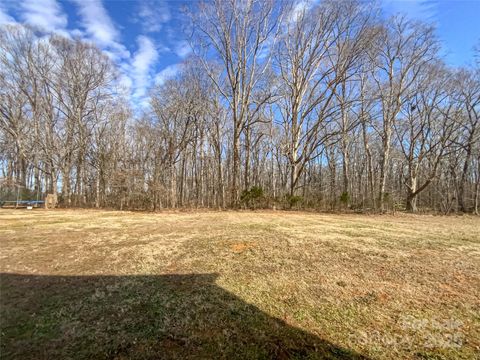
[1, 0, 479, 213]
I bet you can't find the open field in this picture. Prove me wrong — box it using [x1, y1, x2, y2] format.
[1, 209, 479, 359]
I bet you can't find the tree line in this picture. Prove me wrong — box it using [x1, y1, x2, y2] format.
[1, 0, 479, 213]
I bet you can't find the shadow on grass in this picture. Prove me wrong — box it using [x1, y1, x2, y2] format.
[1, 273, 368, 359]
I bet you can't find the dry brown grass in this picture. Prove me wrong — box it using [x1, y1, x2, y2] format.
[1, 209, 479, 359]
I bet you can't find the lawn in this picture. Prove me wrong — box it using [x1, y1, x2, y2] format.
[0, 209, 479, 359]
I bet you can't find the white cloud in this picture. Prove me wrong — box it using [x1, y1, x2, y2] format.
[174, 40, 191, 58]
[133, 1, 171, 33]
[131, 35, 159, 100]
[19, 0, 67, 32]
[288, 0, 318, 24]
[70, 28, 84, 38]
[73, 0, 116, 44]
[73, 0, 129, 59]
[118, 72, 133, 96]
[154, 63, 181, 86]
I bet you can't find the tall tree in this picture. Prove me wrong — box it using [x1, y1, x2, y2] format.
[188, 0, 283, 206]
[370, 16, 439, 211]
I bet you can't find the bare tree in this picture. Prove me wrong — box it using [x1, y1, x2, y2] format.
[188, 0, 283, 206]
[395, 63, 457, 211]
[275, 0, 376, 200]
[370, 16, 439, 211]
[453, 68, 480, 212]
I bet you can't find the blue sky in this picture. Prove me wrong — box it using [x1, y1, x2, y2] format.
[1, 0, 479, 109]
[383, 0, 480, 65]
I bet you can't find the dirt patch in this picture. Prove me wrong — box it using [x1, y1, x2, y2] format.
[231, 242, 257, 253]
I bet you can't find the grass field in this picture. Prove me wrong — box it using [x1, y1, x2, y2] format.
[1, 209, 479, 359]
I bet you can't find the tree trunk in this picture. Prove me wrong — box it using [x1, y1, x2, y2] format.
[95, 174, 100, 208]
[458, 143, 472, 212]
[244, 126, 250, 190]
[341, 144, 350, 208]
[231, 125, 240, 207]
[406, 190, 418, 213]
[362, 120, 375, 209]
[474, 155, 480, 215]
[378, 137, 391, 212]
[217, 149, 225, 209]
[290, 162, 299, 199]
[170, 162, 177, 208]
[62, 167, 71, 206]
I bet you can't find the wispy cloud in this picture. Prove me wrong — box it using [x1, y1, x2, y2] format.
[174, 40, 191, 58]
[72, 0, 129, 60]
[73, 0, 116, 44]
[131, 35, 159, 101]
[287, 0, 319, 24]
[19, 0, 67, 33]
[133, 0, 171, 33]
[383, 0, 439, 22]
[154, 63, 181, 86]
